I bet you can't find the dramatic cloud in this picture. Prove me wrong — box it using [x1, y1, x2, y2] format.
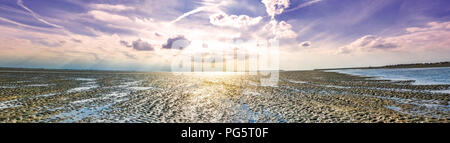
[299, 41, 312, 47]
[1, 0, 449, 71]
[260, 0, 301, 40]
[338, 21, 450, 54]
[261, 0, 290, 19]
[90, 4, 135, 11]
[264, 20, 297, 39]
[162, 35, 191, 50]
[337, 35, 397, 54]
[209, 13, 263, 28]
[131, 39, 154, 51]
[120, 40, 132, 48]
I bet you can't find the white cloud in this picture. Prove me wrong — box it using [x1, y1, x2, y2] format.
[0, 0, 283, 70]
[337, 35, 397, 54]
[209, 12, 263, 28]
[88, 10, 131, 22]
[90, 4, 135, 11]
[0, 24, 170, 70]
[261, 0, 290, 19]
[86, 10, 150, 32]
[260, 0, 302, 40]
[406, 21, 450, 33]
[338, 21, 450, 54]
[264, 20, 297, 39]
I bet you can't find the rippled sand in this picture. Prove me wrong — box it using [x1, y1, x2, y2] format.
[0, 69, 448, 123]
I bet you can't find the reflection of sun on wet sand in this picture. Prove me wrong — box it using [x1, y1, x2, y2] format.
[0, 67, 448, 123]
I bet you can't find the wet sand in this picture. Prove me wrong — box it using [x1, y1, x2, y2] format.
[0, 68, 448, 123]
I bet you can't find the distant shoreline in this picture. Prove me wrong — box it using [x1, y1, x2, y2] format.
[0, 67, 153, 74]
[2, 61, 449, 72]
[317, 62, 450, 71]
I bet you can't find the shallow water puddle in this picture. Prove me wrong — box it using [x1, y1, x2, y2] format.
[129, 87, 154, 91]
[25, 84, 54, 87]
[0, 86, 18, 88]
[0, 99, 22, 110]
[238, 91, 287, 123]
[282, 82, 449, 118]
[67, 85, 99, 93]
[38, 93, 59, 97]
[53, 103, 114, 123]
[74, 78, 97, 81]
[285, 78, 450, 94]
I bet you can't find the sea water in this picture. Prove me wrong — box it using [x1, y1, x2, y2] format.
[329, 67, 450, 85]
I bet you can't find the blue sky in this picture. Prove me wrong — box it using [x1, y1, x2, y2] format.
[0, 0, 449, 71]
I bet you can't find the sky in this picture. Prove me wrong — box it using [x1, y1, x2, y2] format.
[0, 0, 449, 71]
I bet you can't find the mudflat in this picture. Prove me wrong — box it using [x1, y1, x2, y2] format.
[0, 68, 448, 123]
